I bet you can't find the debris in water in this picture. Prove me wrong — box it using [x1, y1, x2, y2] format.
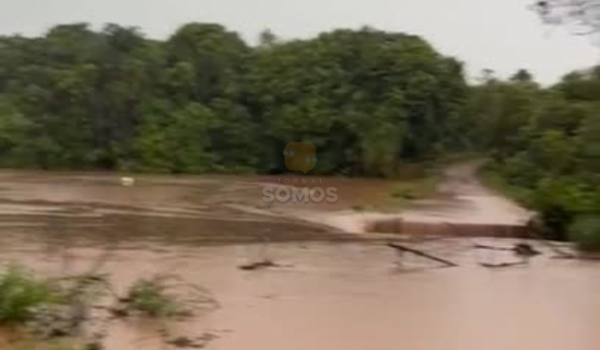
[120, 177, 135, 186]
[238, 260, 277, 271]
[167, 333, 218, 348]
[474, 243, 541, 257]
[513, 243, 541, 257]
[387, 242, 458, 267]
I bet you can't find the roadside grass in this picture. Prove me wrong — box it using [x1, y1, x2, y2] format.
[348, 161, 444, 212]
[390, 176, 438, 202]
[387, 159, 444, 208]
[478, 163, 600, 254]
[478, 166, 535, 208]
[350, 175, 439, 213]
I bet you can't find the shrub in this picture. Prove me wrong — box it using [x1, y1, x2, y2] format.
[479, 165, 534, 208]
[123, 274, 216, 319]
[502, 153, 540, 187]
[124, 276, 182, 317]
[569, 215, 600, 252]
[0, 266, 62, 324]
[533, 178, 596, 240]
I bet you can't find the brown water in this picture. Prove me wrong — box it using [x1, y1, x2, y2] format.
[0, 171, 599, 350]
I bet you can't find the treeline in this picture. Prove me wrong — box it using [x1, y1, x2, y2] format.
[0, 22, 598, 245]
[0, 23, 467, 176]
[466, 70, 600, 248]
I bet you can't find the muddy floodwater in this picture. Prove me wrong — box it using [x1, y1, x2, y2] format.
[0, 171, 599, 350]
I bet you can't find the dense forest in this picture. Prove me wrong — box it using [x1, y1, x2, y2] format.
[0, 22, 598, 246]
[0, 24, 466, 175]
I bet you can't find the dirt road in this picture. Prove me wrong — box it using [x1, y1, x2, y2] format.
[401, 160, 532, 225]
[292, 160, 534, 234]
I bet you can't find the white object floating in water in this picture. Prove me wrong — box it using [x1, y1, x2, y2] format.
[120, 177, 135, 186]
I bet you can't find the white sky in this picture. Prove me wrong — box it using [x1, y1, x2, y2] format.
[0, 0, 598, 84]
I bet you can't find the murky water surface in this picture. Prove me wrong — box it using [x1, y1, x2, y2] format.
[0, 171, 598, 350]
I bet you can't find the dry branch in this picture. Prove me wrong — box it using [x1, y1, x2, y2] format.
[238, 260, 277, 271]
[474, 243, 541, 256]
[387, 242, 459, 267]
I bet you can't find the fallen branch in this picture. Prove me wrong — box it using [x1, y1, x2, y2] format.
[474, 243, 541, 257]
[387, 243, 459, 267]
[238, 260, 277, 271]
[513, 243, 542, 256]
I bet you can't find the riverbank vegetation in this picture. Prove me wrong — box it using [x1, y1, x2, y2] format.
[0, 21, 597, 248]
[0, 265, 216, 350]
[0, 24, 466, 176]
[467, 69, 600, 246]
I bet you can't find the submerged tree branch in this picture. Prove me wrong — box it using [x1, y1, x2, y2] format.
[387, 243, 459, 267]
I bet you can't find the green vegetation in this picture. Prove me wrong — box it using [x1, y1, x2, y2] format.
[391, 177, 438, 202]
[569, 216, 600, 253]
[0, 21, 597, 248]
[467, 69, 600, 247]
[0, 266, 215, 349]
[0, 266, 63, 324]
[479, 165, 535, 208]
[124, 276, 183, 317]
[0, 24, 466, 176]
[121, 274, 216, 319]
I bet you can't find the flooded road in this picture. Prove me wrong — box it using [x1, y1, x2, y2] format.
[277, 160, 534, 235]
[0, 171, 598, 350]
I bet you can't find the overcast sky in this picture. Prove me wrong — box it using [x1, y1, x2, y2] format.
[0, 0, 597, 84]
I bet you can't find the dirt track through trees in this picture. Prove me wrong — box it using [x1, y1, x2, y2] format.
[288, 160, 534, 235]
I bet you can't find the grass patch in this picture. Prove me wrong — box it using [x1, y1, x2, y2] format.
[0, 267, 216, 350]
[0, 266, 64, 325]
[124, 276, 182, 317]
[122, 274, 216, 319]
[478, 167, 534, 208]
[390, 176, 438, 203]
